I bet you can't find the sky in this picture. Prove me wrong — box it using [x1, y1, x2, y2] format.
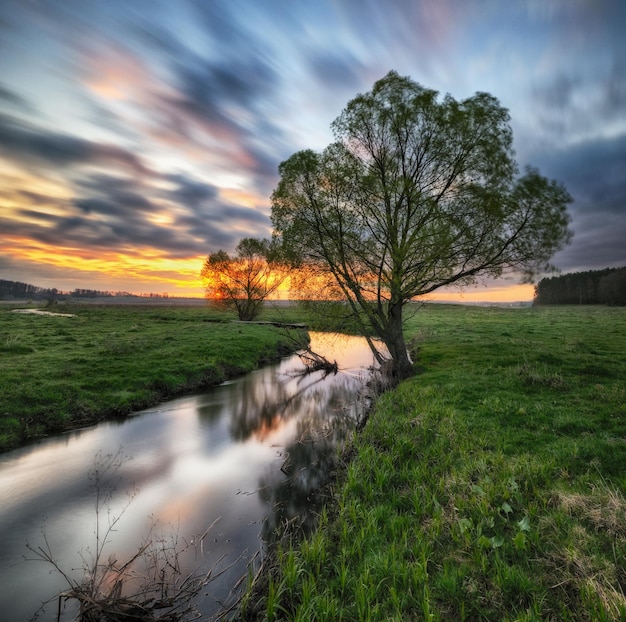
[1, 0, 625, 301]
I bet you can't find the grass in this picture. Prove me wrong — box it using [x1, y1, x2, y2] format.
[0, 302, 307, 452]
[243, 304, 626, 621]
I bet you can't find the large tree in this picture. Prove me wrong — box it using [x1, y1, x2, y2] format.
[201, 237, 287, 321]
[271, 71, 572, 378]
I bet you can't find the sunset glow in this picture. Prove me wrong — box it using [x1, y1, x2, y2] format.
[425, 284, 535, 304]
[1, 1, 624, 300]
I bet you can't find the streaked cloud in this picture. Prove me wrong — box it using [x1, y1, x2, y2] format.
[0, 0, 623, 297]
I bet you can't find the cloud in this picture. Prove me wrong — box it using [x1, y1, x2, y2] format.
[75, 173, 144, 195]
[531, 65, 626, 145]
[79, 40, 154, 102]
[165, 174, 218, 206]
[1, 0, 624, 295]
[1, 163, 272, 266]
[0, 248, 141, 293]
[521, 0, 626, 149]
[0, 113, 152, 175]
[532, 132, 626, 271]
[74, 195, 151, 218]
[552, 215, 626, 272]
[125, 5, 290, 193]
[164, 50, 279, 131]
[605, 58, 626, 117]
[308, 51, 366, 90]
[536, 133, 626, 214]
[17, 190, 68, 208]
[172, 197, 272, 255]
[0, 83, 33, 111]
[532, 73, 580, 110]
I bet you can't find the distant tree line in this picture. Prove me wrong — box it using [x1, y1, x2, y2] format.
[0, 281, 113, 300]
[69, 288, 114, 298]
[0, 280, 170, 301]
[534, 267, 626, 306]
[0, 279, 59, 300]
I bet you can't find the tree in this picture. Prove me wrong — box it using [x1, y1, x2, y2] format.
[201, 237, 287, 321]
[271, 71, 572, 379]
[534, 267, 626, 306]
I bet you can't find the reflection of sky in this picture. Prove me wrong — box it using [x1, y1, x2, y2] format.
[0, 0, 624, 299]
[0, 333, 374, 619]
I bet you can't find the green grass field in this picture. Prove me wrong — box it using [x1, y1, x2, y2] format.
[244, 304, 626, 621]
[0, 302, 305, 451]
[3, 301, 625, 619]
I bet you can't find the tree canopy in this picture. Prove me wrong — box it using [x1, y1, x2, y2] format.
[272, 71, 573, 378]
[201, 237, 287, 321]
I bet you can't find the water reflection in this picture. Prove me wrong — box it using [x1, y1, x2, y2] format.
[0, 333, 376, 620]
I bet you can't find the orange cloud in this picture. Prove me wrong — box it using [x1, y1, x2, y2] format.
[220, 187, 266, 209]
[2, 234, 206, 295]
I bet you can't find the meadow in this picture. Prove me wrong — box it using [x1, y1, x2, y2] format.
[243, 304, 626, 621]
[2, 301, 625, 620]
[0, 301, 305, 451]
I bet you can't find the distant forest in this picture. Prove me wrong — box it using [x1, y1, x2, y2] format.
[0, 279, 169, 301]
[534, 267, 626, 306]
[0, 279, 61, 300]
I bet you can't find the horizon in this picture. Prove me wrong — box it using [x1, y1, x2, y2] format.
[1, 1, 624, 299]
[0, 275, 539, 304]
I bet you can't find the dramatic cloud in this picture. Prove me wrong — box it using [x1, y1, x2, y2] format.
[165, 174, 218, 205]
[0, 0, 623, 297]
[0, 83, 33, 111]
[534, 133, 626, 272]
[0, 114, 152, 175]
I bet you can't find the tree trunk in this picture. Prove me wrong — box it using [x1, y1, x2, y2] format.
[237, 297, 263, 321]
[382, 301, 413, 380]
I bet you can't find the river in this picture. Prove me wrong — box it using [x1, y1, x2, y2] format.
[0, 332, 377, 621]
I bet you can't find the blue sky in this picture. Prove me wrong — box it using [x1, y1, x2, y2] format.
[1, 0, 624, 298]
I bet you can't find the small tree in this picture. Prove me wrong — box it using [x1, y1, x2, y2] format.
[272, 71, 573, 379]
[201, 237, 287, 321]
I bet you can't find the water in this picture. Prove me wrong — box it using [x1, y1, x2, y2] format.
[0, 333, 377, 621]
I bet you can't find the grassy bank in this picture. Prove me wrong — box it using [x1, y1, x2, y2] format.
[0, 303, 306, 452]
[245, 304, 626, 621]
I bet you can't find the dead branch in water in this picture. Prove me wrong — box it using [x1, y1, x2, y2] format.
[297, 346, 338, 375]
[26, 451, 232, 621]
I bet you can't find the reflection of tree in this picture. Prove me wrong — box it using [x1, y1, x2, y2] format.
[204, 340, 375, 549]
[228, 365, 337, 442]
[257, 423, 341, 545]
[255, 377, 369, 546]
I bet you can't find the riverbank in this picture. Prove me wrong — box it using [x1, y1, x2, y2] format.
[0, 303, 307, 452]
[243, 305, 626, 621]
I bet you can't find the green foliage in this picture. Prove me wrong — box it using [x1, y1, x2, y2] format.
[249, 305, 626, 621]
[0, 303, 303, 451]
[271, 70, 572, 378]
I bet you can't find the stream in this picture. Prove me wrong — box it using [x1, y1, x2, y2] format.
[0, 332, 378, 620]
